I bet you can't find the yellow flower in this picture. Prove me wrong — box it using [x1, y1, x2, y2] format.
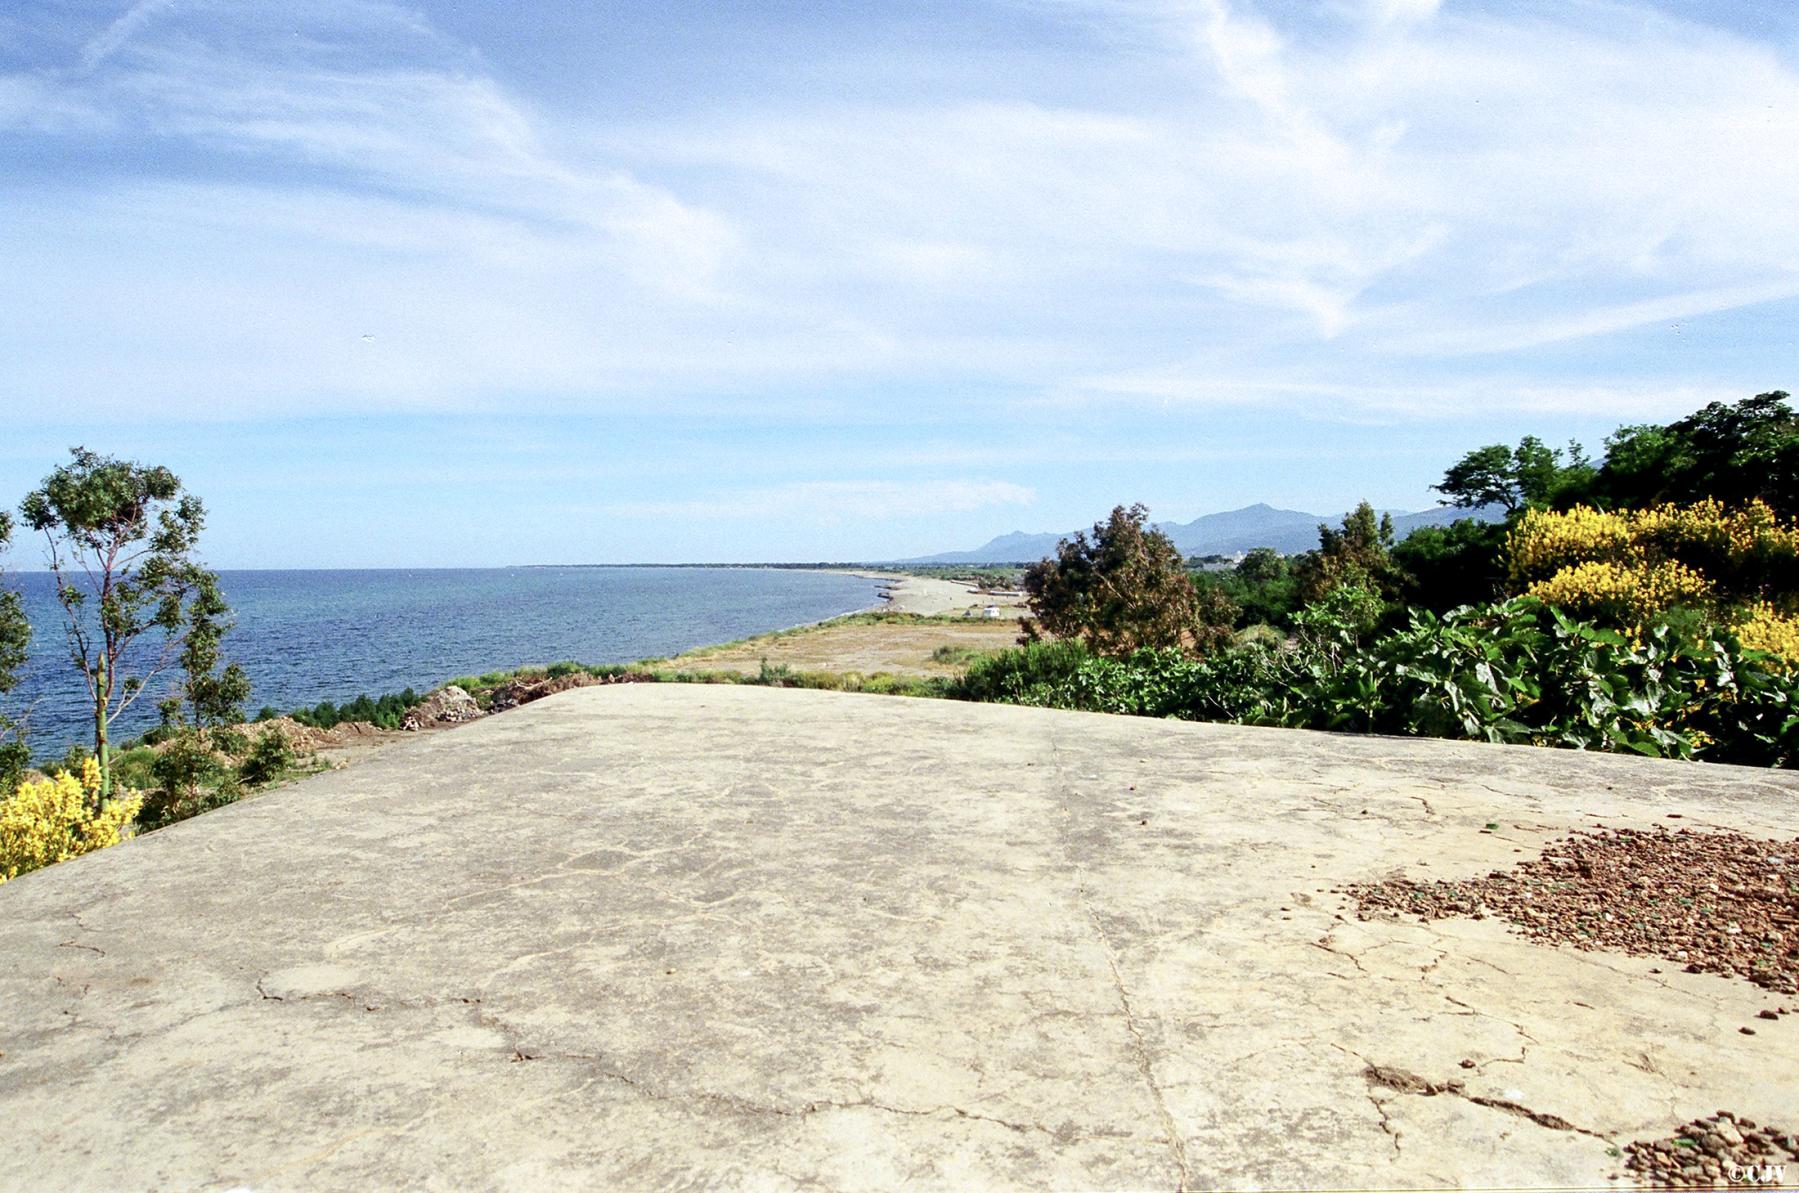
[0, 764, 141, 883]
[1736, 601, 1799, 667]
[1507, 499, 1799, 632]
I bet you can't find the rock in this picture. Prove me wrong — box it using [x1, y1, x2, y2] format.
[400, 685, 483, 731]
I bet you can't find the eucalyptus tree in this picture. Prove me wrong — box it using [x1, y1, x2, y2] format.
[20, 448, 244, 800]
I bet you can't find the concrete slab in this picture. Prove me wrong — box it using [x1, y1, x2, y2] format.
[1, 685, 1795, 1190]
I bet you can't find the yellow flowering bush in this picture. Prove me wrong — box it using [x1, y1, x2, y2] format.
[1736, 602, 1799, 667]
[1509, 499, 1799, 631]
[1523, 558, 1712, 622]
[0, 758, 141, 884]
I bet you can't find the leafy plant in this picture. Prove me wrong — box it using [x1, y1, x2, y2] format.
[238, 727, 297, 787]
[1022, 504, 1237, 657]
[956, 594, 1799, 768]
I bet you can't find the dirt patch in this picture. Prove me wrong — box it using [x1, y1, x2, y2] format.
[666, 619, 1024, 677]
[1624, 1111, 1797, 1188]
[400, 685, 483, 730]
[1348, 827, 1799, 993]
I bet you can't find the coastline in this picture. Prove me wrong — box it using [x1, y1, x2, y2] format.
[827, 569, 1028, 617]
[76, 569, 1030, 786]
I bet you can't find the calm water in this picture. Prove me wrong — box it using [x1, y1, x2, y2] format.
[7, 567, 886, 757]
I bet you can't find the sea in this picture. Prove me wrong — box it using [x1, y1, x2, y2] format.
[5, 567, 888, 758]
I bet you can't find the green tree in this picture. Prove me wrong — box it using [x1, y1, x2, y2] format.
[1201, 548, 1301, 629]
[1022, 504, 1238, 657]
[1593, 391, 1799, 516]
[1390, 518, 1509, 613]
[19, 448, 241, 801]
[159, 569, 250, 735]
[0, 511, 31, 792]
[1296, 501, 1397, 604]
[1235, 547, 1289, 585]
[1434, 436, 1592, 514]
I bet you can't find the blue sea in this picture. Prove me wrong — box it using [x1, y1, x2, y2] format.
[7, 567, 887, 757]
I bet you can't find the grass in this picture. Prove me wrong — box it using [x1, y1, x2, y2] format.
[929, 643, 993, 667]
[882, 565, 1027, 589]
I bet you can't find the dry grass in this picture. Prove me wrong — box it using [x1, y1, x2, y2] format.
[660, 617, 1025, 677]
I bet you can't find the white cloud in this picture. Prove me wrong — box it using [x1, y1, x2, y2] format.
[0, 0, 1794, 425]
[81, 0, 180, 70]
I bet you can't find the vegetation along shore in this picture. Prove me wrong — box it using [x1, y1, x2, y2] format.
[3, 391, 1797, 887]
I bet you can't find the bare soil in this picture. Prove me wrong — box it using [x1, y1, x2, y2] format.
[665, 618, 1024, 677]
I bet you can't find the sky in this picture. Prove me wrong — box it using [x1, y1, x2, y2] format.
[0, 0, 1795, 566]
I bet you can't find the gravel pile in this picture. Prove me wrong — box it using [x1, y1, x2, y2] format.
[1347, 827, 1799, 993]
[1623, 1111, 1797, 1187]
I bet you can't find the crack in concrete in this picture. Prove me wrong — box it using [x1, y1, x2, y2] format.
[504, 1045, 1073, 1139]
[1309, 934, 1370, 976]
[1359, 1062, 1615, 1144]
[1367, 1093, 1403, 1157]
[1047, 731, 1191, 1192]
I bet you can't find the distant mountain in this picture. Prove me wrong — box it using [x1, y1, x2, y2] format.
[898, 502, 1502, 564]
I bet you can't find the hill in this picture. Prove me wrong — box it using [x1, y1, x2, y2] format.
[901, 502, 1500, 564]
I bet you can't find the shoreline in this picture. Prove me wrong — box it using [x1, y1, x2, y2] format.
[826, 569, 1027, 617]
[34, 570, 1028, 780]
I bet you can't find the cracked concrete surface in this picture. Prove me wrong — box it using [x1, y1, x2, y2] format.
[1, 685, 1796, 1190]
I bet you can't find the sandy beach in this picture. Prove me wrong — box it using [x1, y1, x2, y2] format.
[837, 570, 1028, 617]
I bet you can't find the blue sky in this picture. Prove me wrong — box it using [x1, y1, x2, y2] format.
[1, 0, 1795, 566]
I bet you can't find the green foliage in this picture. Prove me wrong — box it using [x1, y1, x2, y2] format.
[238, 728, 297, 787]
[137, 770, 244, 833]
[952, 640, 1093, 704]
[1295, 501, 1399, 605]
[961, 595, 1799, 767]
[1435, 436, 1593, 514]
[928, 644, 989, 667]
[138, 731, 229, 830]
[757, 658, 797, 686]
[289, 689, 421, 731]
[1198, 550, 1303, 629]
[109, 745, 159, 794]
[1023, 504, 1237, 657]
[1390, 518, 1510, 613]
[159, 568, 250, 734]
[19, 448, 239, 800]
[1590, 391, 1799, 517]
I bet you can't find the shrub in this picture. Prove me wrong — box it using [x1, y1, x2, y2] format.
[238, 728, 297, 786]
[289, 688, 421, 731]
[1, 758, 141, 882]
[1508, 499, 1799, 642]
[136, 732, 232, 830]
[1022, 504, 1237, 656]
[953, 640, 1093, 704]
[957, 595, 1799, 767]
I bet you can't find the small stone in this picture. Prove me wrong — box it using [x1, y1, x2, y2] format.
[1757, 1010, 1779, 1020]
[1740, 1026, 1757, 1035]
[1459, 1058, 1476, 1069]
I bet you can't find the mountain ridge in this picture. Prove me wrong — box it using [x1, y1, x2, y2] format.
[898, 502, 1499, 564]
